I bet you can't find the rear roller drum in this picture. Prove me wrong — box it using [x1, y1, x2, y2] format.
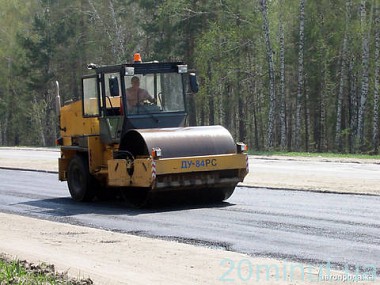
[67, 155, 96, 202]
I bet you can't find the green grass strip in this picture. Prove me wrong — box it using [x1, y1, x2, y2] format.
[250, 151, 380, 160]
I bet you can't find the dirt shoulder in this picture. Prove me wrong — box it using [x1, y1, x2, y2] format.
[1, 213, 376, 285]
[244, 155, 380, 195]
[0, 147, 379, 284]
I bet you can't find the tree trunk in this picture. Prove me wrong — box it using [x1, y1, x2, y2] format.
[237, 67, 246, 142]
[187, 94, 197, 126]
[295, 0, 306, 151]
[372, 4, 379, 153]
[2, 58, 12, 145]
[319, 65, 327, 152]
[87, 0, 116, 57]
[2, 115, 8, 146]
[199, 93, 205, 126]
[108, 0, 125, 61]
[224, 82, 232, 131]
[248, 51, 260, 150]
[357, 0, 370, 150]
[238, 95, 245, 142]
[305, 77, 310, 152]
[349, 56, 358, 153]
[207, 61, 214, 125]
[32, 97, 47, 147]
[335, 0, 351, 152]
[260, 0, 276, 150]
[279, 21, 287, 151]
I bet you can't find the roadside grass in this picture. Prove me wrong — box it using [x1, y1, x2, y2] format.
[0, 256, 92, 285]
[250, 151, 380, 160]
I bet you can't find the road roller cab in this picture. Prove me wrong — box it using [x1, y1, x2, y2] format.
[57, 54, 248, 206]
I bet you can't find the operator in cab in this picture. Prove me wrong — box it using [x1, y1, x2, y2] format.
[126, 76, 155, 111]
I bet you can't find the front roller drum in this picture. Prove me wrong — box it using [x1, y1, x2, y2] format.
[117, 125, 245, 207]
[119, 125, 237, 158]
[148, 186, 235, 206]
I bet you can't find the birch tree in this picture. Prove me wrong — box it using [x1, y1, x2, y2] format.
[279, 2, 287, 151]
[86, 0, 142, 62]
[319, 53, 328, 152]
[357, 0, 370, 150]
[349, 56, 358, 152]
[295, 0, 306, 151]
[260, 0, 276, 149]
[372, 3, 380, 153]
[335, 0, 351, 152]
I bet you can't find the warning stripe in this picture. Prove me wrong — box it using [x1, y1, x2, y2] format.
[246, 155, 249, 173]
[151, 160, 157, 180]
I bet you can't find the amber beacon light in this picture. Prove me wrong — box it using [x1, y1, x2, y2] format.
[134, 53, 142, 63]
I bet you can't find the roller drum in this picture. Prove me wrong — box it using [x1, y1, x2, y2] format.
[120, 125, 236, 158]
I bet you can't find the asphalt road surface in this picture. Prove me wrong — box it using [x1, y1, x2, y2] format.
[0, 169, 379, 274]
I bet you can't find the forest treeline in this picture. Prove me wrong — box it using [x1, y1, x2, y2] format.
[0, 0, 379, 153]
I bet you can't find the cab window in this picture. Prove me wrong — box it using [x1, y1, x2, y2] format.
[83, 77, 99, 117]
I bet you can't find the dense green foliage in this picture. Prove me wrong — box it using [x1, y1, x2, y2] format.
[0, 0, 379, 153]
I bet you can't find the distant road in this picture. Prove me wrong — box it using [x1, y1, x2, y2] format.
[0, 147, 58, 172]
[1, 147, 379, 195]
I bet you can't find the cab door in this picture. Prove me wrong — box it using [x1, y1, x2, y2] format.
[99, 73, 124, 144]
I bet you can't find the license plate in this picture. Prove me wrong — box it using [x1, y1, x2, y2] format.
[180, 158, 217, 169]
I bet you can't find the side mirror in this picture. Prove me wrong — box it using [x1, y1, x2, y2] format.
[189, 73, 199, 93]
[109, 76, 119, 97]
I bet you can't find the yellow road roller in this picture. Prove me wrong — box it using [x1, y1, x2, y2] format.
[56, 54, 248, 206]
